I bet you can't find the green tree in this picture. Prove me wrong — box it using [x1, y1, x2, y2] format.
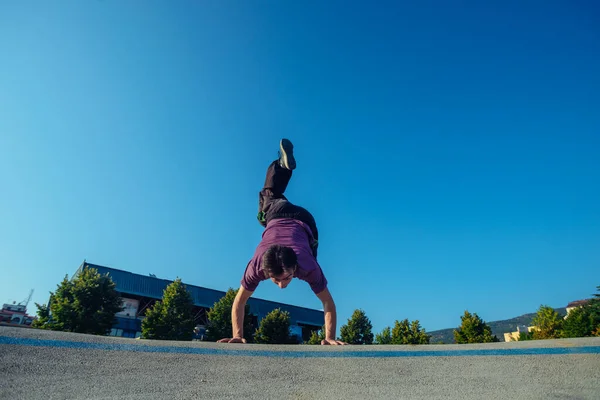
[453, 311, 499, 344]
[36, 269, 123, 334]
[254, 308, 294, 344]
[375, 326, 392, 344]
[141, 278, 195, 341]
[391, 319, 431, 344]
[518, 331, 534, 341]
[531, 305, 563, 340]
[306, 325, 326, 344]
[32, 303, 51, 329]
[562, 307, 595, 338]
[340, 309, 374, 344]
[561, 286, 600, 338]
[588, 286, 600, 334]
[206, 288, 254, 342]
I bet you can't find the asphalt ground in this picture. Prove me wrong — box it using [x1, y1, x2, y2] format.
[1, 326, 599, 399]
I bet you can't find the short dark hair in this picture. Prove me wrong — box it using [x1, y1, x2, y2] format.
[262, 245, 297, 277]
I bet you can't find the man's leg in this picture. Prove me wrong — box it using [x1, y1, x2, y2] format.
[257, 140, 320, 258]
[257, 139, 296, 226]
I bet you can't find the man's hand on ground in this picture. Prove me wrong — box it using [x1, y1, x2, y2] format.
[217, 337, 247, 344]
[321, 338, 347, 345]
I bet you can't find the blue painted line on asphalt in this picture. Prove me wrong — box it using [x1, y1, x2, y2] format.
[1, 336, 599, 358]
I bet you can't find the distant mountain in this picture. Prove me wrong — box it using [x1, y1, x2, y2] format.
[428, 307, 567, 344]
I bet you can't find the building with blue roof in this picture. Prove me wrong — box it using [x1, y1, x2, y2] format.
[73, 261, 324, 342]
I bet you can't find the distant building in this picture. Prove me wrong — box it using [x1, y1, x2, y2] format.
[0, 303, 35, 326]
[565, 299, 591, 318]
[504, 299, 592, 341]
[49, 261, 324, 342]
[504, 325, 535, 342]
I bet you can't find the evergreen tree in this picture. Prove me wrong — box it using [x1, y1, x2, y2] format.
[531, 305, 563, 340]
[375, 326, 392, 344]
[561, 286, 600, 338]
[409, 320, 431, 344]
[141, 278, 195, 341]
[36, 268, 123, 335]
[588, 285, 600, 334]
[339, 309, 374, 344]
[562, 307, 595, 338]
[453, 311, 499, 344]
[392, 319, 431, 344]
[254, 308, 294, 344]
[206, 288, 254, 342]
[32, 303, 51, 329]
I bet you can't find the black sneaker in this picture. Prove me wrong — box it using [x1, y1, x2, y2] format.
[279, 138, 296, 170]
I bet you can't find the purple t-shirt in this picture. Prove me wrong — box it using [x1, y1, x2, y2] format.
[241, 218, 327, 294]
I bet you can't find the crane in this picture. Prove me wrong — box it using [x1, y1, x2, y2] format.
[19, 289, 34, 309]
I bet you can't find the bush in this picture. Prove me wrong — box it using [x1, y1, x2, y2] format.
[518, 331, 534, 341]
[306, 325, 326, 344]
[254, 308, 294, 344]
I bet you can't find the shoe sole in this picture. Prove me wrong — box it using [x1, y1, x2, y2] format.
[280, 139, 296, 170]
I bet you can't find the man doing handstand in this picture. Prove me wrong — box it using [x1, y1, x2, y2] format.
[217, 139, 345, 345]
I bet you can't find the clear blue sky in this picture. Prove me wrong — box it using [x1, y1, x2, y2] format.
[1, 1, 599, 335]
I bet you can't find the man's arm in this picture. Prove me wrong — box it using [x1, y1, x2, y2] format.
[217, 285, 254, 343]
[315, 287, 346, 345]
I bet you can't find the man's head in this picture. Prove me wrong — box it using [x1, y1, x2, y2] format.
[262, 244, 297, 289]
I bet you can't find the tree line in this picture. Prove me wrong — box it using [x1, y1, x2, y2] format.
[309, 309, 495, 345]
[32, 267, 301, 343]
[32, 269, 599, 344]
[517, 291, 600, 340]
